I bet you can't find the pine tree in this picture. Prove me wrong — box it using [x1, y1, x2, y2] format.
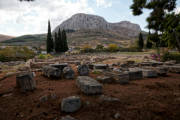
[46, 20, 54, 53]
[62, 30, 69, 52]
[138, 32, 144, 49]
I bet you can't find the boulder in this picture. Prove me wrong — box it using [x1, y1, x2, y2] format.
[61, 96, 81, 113]
[94, 64, 109, 70]
[42, 66, 61, 78]
[142, 69, 158, 78]
[50, 63, 68, 71]
[77, 64, 89, 76]
[63, 66, 75, 79]
[96, 76, 114, 83]
[128, 69, 143, 80]
[76, 76, 103, 95]
[16, 72, 36, 92]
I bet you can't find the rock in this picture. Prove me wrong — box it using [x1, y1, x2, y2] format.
[77, 64, 89, 76]
[61, 96, 81, 113]
[96, 76, 114, 83]
[114, 72, 129, 84]
[42, 66, 61, 78]
[76, 76, 103, 95]
[99, 95, 119, 102]
[63, 66, 75, 79]
[114, 113, 121, 119]
[142, 69, 158, 78]
[16, 72, 36, 92]
[94, 64, 108, 70]
[164, 60, 176, 65]
[50, 63, 68, 71]
[128, 69, 143, 80]
[61, 115, 78, 120]
[113, 68, 122, 73]
[168, 66, 180, 73]
[154, 66, 168, 76]
[39, 95, 48, 102]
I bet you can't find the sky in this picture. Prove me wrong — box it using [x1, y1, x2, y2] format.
[0, 0, 180, 36]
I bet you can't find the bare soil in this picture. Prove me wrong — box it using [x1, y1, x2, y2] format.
[0, 70, 180, 120]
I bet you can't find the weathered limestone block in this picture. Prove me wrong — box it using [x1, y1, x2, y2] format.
[77, 64, 89, 76]
[16, 72, 36, 92]
[96, 76, 114, 84]
[154, 66, 168, 76]
[42, 66, 61, 78]
[128, 69, 143, 80]
[94, 64, 109, 70]
[114, 72, 130, 84]
[168, 66, 180, 73]
[142, 69, 158, 78]
[76, 76, 103, 95]
[50, 63, 68, 71]
[63, 66, 75, 79]
[61, 96, 81, 113]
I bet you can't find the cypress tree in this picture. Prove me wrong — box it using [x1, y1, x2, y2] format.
[62, 30, 69, 52]
[138, 32, 144, 49]
[58, 28, 63, 52]
[46, 20, 54, 53]
[54, 32, 58, 52]
[146, 36, 153, 49]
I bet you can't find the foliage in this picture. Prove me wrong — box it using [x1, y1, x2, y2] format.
[0, 47, 35, 62]
[62, 29, 69, 52]
[137, 32, 144, 49]
[161, 52, 180, 62]
[107, 44, 119, 52]
[96, 44, 104, 50]
[37, 54, 53, 59]
[92, 70, 102, 75]
[46, 20, 54, 53]
[131, 0, 177, 51]
[146, 35, 153, 49]
[80, 45, 94, 53]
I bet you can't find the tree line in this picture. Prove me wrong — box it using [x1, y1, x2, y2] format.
[47, 21, 68, 53]
[131, 0, 180, 52]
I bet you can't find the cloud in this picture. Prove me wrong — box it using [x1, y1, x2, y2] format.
[0, 0, 95, 36]
[175, 7, 180, 14]
[95, 0, 112, 8]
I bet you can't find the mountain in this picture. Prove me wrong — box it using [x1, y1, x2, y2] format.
[53, 13, 141, 38]
[0, 34, 14, 42]
[1, 13, 143, 47]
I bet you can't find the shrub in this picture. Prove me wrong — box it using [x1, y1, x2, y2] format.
[0, 46, 36, 62]
[37, 54, 53, 59]
[107, 44, 119, 52]
[161, 52, 180, 62]
[80, 45, 94, 53]
[96, 44, 104, 50]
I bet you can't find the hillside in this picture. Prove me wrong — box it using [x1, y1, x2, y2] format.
[0, 34, 14, 42]
[1, 13, 143, 47]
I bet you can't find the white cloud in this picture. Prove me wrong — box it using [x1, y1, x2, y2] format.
[95, 0, 112, 8]
[175, 7, 180, 14]
[0, 0, 94, 36]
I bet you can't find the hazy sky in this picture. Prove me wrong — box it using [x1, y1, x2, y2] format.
[0, 0, 180, 36]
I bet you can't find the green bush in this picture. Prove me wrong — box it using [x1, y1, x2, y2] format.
[80, 45, 95, 53]
[96, 44, 104, 50]
[161, 52, 180, 62]
[37, 54, 53, 59]
[0, 46, 36, 62]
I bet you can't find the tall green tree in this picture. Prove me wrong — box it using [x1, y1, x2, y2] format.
[54, 32, 59, 52]
[130, 0, 177, 52]
[138, 32, 144, 49]
[146, 36, 153, 49]
[46, 20, 54, 53]
[62, 30, 69, 52]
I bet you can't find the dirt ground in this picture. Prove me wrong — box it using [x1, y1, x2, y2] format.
[0, 70, 180, 120]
